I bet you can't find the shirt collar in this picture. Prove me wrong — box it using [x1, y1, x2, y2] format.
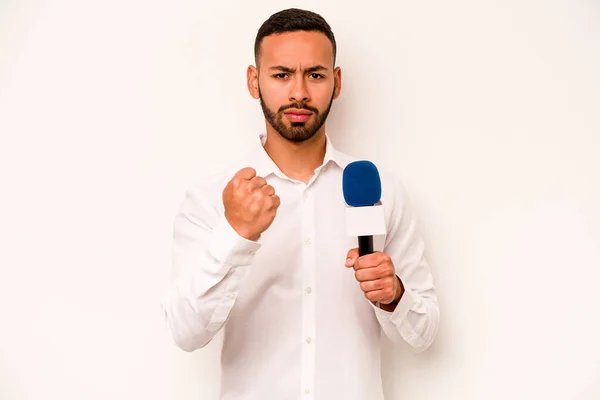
[251, 132, 350, 179]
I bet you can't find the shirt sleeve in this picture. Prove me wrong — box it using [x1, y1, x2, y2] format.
[162, 187, 260, 352]
[370, 177, 440, 352]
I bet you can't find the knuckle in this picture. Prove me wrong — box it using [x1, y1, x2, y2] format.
[354, 270, 362, 281]
[251, 189, 263, 200]
[380, 264, 393, 276]
[265, 195, 279, 210]
[368, 255, 379, 267]
[243, 167, 256, 176]
[357, 259, 366, 270]
[248, 201, 260, 213]
[379, 256, 391, 266]
[252, 177, 263, 187]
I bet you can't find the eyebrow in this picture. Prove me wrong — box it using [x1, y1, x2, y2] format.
[269, 65, 329, 73]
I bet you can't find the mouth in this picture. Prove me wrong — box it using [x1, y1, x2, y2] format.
[283, 109, 313, 123]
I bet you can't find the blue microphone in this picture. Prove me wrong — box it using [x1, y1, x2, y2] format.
[342, 161, 385, 256]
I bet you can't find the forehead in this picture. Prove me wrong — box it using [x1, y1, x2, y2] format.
[259, 30, 334, 67]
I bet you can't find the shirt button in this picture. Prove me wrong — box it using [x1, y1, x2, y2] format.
[305, 238, 312, 244]
[249, 250, 256, 255]
[305, 337, 312, 344]
[305, 388, 310, 394]
[306, 287, 312, 294]
[303, 191, 309, 199]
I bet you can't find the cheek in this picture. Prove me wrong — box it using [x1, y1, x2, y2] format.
[313, 84, 335, 104]
[260, 86, 287, 109]
[259, 77, 286, 98]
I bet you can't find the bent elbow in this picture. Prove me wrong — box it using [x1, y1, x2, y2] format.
[162, 300, 214, 353]
[410, 308, 440, 353]
[166, 319, 213, 353]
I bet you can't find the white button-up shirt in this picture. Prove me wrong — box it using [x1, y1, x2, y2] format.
[163, 133, 440, 400]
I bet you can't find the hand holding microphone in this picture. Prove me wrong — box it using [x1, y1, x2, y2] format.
[342, 161, 403, 306]
[345, 250, 402, 305]
[222, 167, 280, 241]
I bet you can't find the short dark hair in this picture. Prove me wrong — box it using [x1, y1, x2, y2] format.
[254, 8, 337, 66]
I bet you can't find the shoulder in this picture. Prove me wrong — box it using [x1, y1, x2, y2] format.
[376, 165, 413, 224]
[378, 167, 409, 203]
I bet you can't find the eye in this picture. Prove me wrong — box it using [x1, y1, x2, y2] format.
[309, 73, 324, 80]
[273, 73, 288, 79]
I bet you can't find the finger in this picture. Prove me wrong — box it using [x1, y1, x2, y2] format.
[269, 194, 281, 209]
[249, 176, 267, 189]
[364, 289, 388, 303]
[359, 278, 389, 293]
[345, 248, 359, 268]
[354, 252, 386, 270]
[354, 266, 385, 282]
[235, 167, 257, 181]
[261, 184, 275, 196]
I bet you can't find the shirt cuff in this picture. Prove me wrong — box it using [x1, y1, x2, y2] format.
[370, 287, 418, 323]
[206, 215, 262, 267]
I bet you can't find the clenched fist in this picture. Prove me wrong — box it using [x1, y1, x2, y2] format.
[345, 249, 404, 308]
[222, 167, 280, 241]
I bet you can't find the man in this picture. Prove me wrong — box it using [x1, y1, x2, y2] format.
[163, 8, 440, 400]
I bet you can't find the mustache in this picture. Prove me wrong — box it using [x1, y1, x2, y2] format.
[278, 103, 319, 114]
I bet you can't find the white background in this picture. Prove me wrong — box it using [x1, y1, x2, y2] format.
[1, 0, 599, 399]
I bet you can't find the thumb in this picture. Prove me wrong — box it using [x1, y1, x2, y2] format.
[345, 248, 359, 268]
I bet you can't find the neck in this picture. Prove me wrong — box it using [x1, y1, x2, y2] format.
[263, 125, 327, 184]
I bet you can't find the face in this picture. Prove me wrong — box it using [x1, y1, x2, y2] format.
[247, 30, 342, 143]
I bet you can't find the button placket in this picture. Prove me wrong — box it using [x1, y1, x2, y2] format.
[300, 187, 316, 398]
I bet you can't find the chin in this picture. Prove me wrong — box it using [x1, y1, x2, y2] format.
[285, 132, 319, 143]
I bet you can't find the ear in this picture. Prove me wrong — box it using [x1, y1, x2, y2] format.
[247, 65, 260, 99]
[333, 66, 342, 99]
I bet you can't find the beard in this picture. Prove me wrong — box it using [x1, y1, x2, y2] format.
[259, 87, 335, 143]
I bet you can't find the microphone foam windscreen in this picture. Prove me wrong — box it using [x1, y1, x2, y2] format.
[342, 160, 382, 207]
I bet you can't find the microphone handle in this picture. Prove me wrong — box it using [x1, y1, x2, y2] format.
[358, 235, 374, 256]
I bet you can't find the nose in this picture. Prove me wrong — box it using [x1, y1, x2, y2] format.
[289, 76, 310, 103]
